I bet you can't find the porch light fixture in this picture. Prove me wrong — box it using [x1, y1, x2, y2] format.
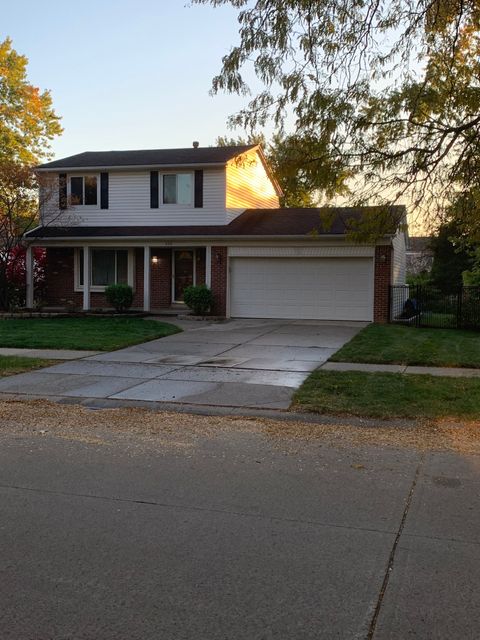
[151, 255, 159, 265]
[215, 251, 223, 264]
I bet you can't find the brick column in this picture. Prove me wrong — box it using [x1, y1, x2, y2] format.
[150, 248, 172, 309]
[210, 246, 228, 316]
[374, 245, 392, 323]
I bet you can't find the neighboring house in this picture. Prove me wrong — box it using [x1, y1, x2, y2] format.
[406, 236, 433, 275]
[24, 144, 407, 322]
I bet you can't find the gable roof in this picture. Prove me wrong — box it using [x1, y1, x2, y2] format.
[25, 205, 405, 240]
[36, 145, 257, 170]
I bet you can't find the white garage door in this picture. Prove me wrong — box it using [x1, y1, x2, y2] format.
[230, 257, 374, 321]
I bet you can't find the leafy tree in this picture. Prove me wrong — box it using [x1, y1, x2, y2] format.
[430, 221, 472, 293]
[463, 248, 480, 286]
[5, 244, 47, 309]
[0, 38, 62, 164]
[0, 38, 63, 309]
[217, 132, 350, 206]
[406, 270, 432, 288]
[197, 0, 480, 231]
[0, 161, 56, 309]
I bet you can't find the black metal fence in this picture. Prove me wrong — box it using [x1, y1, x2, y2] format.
[390, 285, 480, 330]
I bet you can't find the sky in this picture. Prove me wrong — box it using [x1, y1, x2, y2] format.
[1, 0, 256, 160]
[2, 1, 423, 231]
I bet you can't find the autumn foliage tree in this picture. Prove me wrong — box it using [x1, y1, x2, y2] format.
[0, 37, 62, 309]
[197, 0, 480, 239]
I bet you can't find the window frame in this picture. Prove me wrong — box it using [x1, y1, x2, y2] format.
[160, 171, 193, 206]
[68, 174, 100, 208]
[74, 248, 135, 292]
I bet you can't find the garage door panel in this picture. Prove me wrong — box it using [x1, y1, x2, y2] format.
[230, 257, 373, 321]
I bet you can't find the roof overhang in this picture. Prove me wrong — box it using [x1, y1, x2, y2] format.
[24, 233, 393, 245]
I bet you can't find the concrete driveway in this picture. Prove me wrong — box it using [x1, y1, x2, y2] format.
[0, 319, 366, 409]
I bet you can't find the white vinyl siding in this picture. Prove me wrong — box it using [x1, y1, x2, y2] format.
[42, 168, 227, 226]
[230, 257, 374, 321]
[226, 150, 279, 222]
[392, 230, 407, 285]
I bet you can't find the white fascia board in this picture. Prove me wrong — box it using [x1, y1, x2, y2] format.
[28, 235, 384, 250]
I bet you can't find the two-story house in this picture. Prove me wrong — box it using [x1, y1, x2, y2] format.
[24, 144, 407, 322]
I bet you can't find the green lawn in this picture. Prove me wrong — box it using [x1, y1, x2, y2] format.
[0, 355, 53, 377]
[0, 318, 181, 351]
[293, 370, 480, 419]
[331, 323, 480, 368]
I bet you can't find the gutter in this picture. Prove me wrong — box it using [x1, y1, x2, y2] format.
[24, 233, 395, 243]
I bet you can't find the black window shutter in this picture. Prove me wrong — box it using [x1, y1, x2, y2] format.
[100, 172, 109, 209]
[59, 173, 67, 209]
[150, 171, 159, 208]
[194, 170, 203, 208]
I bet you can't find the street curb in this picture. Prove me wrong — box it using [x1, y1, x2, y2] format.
[0, 391, 422, 429]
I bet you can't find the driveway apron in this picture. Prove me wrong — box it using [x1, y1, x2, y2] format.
[0, 319, 366, 409]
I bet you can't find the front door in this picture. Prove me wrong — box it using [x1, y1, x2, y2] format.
[173, 249, 195, 302]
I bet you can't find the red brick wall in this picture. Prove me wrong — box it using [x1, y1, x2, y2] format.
[44, 247, 145, 310]
[210, 246, 228, 316]
[150, 248, 172, 308]
[374, 245, 392, 323]
[44, 248, 77, 307]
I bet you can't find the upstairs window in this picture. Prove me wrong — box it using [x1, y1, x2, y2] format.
[162, 173, 192, 205]
[70, 175, 98, 206]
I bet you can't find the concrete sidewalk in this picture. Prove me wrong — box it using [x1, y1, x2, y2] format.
[4, 345, 480, 378]
[321, 361, 480, 377]
[0, 347, 101, 360]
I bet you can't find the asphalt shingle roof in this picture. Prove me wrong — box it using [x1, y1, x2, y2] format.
[37, 145, 257, 169]
[25, 206, 405, 239]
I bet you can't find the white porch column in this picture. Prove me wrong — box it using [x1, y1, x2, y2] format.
[143, 246, 151, 311]
[205, 246, 212, 288]
[83, 246, 90, 311]
[25, 245, 34, 308]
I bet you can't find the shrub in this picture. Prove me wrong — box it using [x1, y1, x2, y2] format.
[406, 270, 432, 287]
[105, 283, 134, 312]
[183, 285, 214, 315]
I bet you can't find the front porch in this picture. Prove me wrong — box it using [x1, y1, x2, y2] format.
[25, 244, 227, 316]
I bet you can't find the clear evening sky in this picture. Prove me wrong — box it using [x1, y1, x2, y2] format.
[3, 0, 421, 229]
[1, 0, 258, 160]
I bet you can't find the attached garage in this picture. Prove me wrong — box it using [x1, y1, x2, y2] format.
[229, 250, 375, 321]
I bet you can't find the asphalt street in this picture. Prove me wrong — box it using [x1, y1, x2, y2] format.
[0, 413, 478, 639]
